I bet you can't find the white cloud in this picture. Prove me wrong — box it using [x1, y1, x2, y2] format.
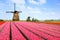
[10, 0, 25, 4]
[27, 6, 42, 14]
[29, 0, 39, 5]
[46, 11, 55, 15]
[39, 0, 46, 4]
[50, 12, 55, 15]
[28, 0, 46, 5]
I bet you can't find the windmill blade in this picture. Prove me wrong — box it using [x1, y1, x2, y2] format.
[18, 11, 22, 13]
[14, 3, 16, 11]
[6, 11, 14, 13]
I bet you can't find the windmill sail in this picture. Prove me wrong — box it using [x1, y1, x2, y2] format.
[14, 3, 16, 11]
[6, 11, 14, 13]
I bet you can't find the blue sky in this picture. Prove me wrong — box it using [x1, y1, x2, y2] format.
[0, 0, 60, 20]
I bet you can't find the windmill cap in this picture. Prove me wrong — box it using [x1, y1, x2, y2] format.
[14, 11, 18, 13]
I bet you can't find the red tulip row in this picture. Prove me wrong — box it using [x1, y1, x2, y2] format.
[0, 21, 5, 25]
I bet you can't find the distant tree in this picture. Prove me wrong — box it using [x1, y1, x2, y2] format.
[0, 19, 3, 21]
[34, 19, 39, 22]
[32, 18, 35, 22]
[32, 18, 39, 22]
[26, 16, 31, 21]
[50, 19, 54, 21]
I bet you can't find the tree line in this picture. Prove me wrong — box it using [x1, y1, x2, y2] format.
[26, 16, 39, 22]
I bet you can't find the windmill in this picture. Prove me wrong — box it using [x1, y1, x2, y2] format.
[6, 3, 22, 21]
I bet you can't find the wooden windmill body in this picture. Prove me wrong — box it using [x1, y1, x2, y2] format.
[6, 3, 22, 21]
[13, 11, 19, 21]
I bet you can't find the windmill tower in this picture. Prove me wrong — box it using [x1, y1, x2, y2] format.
[6, 3, 22, 21]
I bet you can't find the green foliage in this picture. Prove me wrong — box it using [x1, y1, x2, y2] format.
[0, 19, 4, 21]
[26, 17, 39, 22]
[32, 18, 39, 22]
[32, 18, 34, 21]
[26, 16, 31, 21]
[44, 19, 60, 22]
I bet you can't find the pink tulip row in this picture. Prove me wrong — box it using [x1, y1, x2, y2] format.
[0, 22, 60, 40]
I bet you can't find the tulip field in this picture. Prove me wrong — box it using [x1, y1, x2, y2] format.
[0, 21, 60, 40]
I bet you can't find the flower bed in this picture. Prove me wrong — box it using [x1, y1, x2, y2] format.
[35, 22, 60, 25]
[0, 21, 5, 25]
[44, 22, 60, 25]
